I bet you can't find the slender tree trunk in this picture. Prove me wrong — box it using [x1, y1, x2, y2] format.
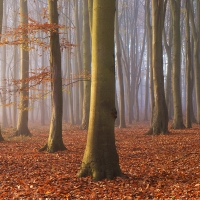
[115, 0, 126, 128]
[74, 0, 83, 125]
[41, 51, 45, 126]
[15, 0, 31, 136]
[81, 0, 91, 130]
[78, 0, 122, 181]
[146, 0, 154, 125]
[0, 0, 3, 141]
[185, 0, 192, 128]
[170, 0, 185, 129]
[144, 4, 150, 121]
[163, 15, 173, 120]
[39, 0, 66, 153]
[189, 0, 200, 123]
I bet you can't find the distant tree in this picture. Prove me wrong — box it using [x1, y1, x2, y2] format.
[14, 0, 31, 136]
[0, 0, 3, 141]
[147, 0, 168, 134]
[145, 0, 154, 125]
[39, 0, 66, 153]
[1, 0, 8, 128]
[115, 0, 126, 128]
[185, 0, 192, 128]
[78, 0, 122, 180]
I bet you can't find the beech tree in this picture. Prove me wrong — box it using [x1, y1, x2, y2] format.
[39, 0, 66, 153]
[0, 0, 3, 141]
[170, 0, 185, 129]
[78, 0, 122, 181]
[81, 0, 91, 130]
[185, 0, 192, 128]
[147, 0, 168, 134]
[14, 0, 31, 136]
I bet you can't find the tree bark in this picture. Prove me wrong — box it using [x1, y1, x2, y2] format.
[81, 0, 91, 130]
[146, 0, 154, 125]
[147, 0, 168, 134]
[15, 0, 31, 136]
[185, 0, 192, 128]
[39, 0, 66, 153]
[78, 0, 122, 181]
[0, 0, 3, 141]
[170, 0, 185, 129]
[115, 0, 126, 128]
[189, 0, 200, 123]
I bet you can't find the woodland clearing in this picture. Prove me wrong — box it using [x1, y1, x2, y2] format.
[0, 122, 200, 199]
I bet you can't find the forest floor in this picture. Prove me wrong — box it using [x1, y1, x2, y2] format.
[0, 122, 200, 199]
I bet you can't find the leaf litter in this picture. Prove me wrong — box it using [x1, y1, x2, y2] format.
[0, 122, 200, 199]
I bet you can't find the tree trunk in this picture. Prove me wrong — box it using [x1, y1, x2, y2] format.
[146, 0, 154, 125]
[170, 0, 185, 129]
[115, 0, 126, 128]
[39, 0, 66, 153]
[144, 3, 150, 121]
[185, 0, 192, 128]
[147, 0, 168, 134]
[81, 0, 91, 130]
[163, 15, 173, 120]
[74, 0, 83, 125]
[0, 0, 3, 141]
[15, 0, 31, 136]
[41, 51, 45, 126]
[78, 0, 122, 181]
[189, 0, 200, 123]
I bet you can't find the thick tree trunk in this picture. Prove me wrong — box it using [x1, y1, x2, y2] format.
[78, 0, 122, 181]
[39, 0, 66, 153]
[170, 0, 185, 129]
[81, 0, 91, 130]
[15, 0, 31, 137]
[147, 0, 168, 134]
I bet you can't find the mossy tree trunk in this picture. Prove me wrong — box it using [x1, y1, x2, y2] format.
[15, 0, 31, 137]
[81, 0, 91, 130]
[39, 0, 66, 153]
[170, 0, 185, 129]
[147, 0, 168, 134]
[78, 0, 122, 181]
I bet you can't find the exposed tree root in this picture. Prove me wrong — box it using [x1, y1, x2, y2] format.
[171, 122, 185, 130]
[39, 142, 67, 153]
[78, 162, 125, 181]
[13, 129, 32, 137]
